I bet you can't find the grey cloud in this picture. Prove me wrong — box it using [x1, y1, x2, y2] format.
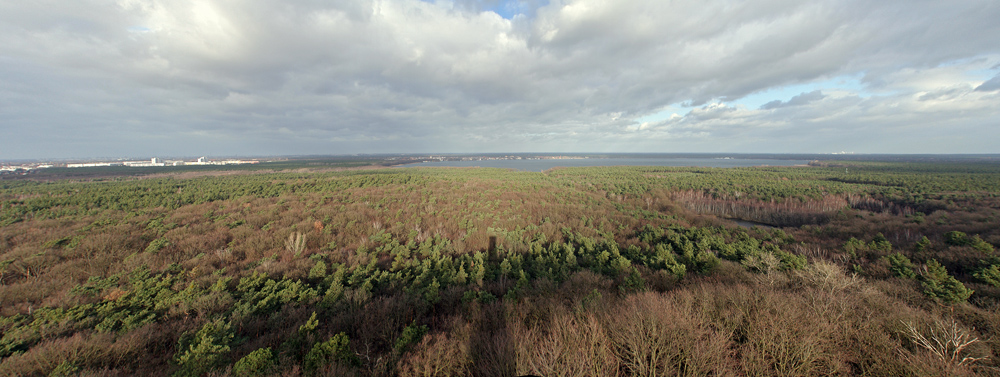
[1, 0, 1000, 158]
[919, 86, 971, 101]
[975, 74, 1000, 92]
[624, 83, 999, 153]
[761, 90, 826, 109]
[760, 100, 783, 110]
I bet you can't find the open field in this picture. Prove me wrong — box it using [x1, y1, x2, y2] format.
[1, 160, 999, 376]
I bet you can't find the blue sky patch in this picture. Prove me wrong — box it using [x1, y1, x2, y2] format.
[733, 75, 868, 110]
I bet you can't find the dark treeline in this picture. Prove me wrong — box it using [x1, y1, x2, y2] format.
[0, 162, 999, 376]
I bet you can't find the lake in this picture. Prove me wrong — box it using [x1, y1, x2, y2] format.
[400, 157, 811, 172]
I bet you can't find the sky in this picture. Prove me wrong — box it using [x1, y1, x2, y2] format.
[1, 0, 999, 159]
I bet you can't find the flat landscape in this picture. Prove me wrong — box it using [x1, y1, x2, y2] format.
[4, 0, 1000, 375]
[1, 157, 999, 376]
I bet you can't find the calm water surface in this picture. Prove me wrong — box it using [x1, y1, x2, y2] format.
[401, 158, 810, 172]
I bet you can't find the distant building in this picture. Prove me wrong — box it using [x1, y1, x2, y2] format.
[66, 156, 256, 168]
[123, 159, 165, 167]
[67, 162, 116, 168]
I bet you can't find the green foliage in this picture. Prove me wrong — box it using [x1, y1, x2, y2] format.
[619, 267, 647, 293]
[843, 237, 865, 258]
[423, 278, 441, 304]
[886, 253, 916, 279]
[504, 270, 530, 301]
[145, 237, 170, 253]
[944, 231, 969, 246]
[920, 260, 973, 304]
[308, 260, 328, 280]
[211, 277, 231, 292]
[915, 236, 932, 252]
[974, 264, 1000, 287]
[92, 267, 184, 332]
[42, 236, 77, 249]
[232, 348, 275, 377]
[322, 240, 338, 251]
[70, 274, 120, 298]
[304, 333, 357, 372]
[679, 248, 720, 275]
[774, 249, 807, 271]
[581, 288, 603, 309]
[0, 307, 88, 358]
[233, 272, 318, 318]
[868, 233, 892, 253]
[299, 312, 319, 335]
[454, 264, 468, 284]
[49, 361, 80, 377]
[394, 323, 429, 354]
[970, 235, 994, 254]
[653, 244, 686, 278]
[499, 259, 512, 277]
[173, 319, 233, 377]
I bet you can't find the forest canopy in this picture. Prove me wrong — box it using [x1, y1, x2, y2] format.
[1, 160, 999, 376]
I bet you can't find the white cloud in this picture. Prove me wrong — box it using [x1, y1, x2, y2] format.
[1, 0, 999, 158]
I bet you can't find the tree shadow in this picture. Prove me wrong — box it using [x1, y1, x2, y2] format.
[469, 300, 519, 377]
[468, 237, 540, 377]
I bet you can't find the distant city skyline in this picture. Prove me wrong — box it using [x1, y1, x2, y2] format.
[2, 0, 999, 159]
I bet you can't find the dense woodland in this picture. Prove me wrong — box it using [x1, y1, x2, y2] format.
[1, 160, 999, 376]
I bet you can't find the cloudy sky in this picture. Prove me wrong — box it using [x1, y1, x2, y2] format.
[2, 0, 999, 159]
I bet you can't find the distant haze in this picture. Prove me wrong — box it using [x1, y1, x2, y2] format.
[1, 0, 999, 159]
